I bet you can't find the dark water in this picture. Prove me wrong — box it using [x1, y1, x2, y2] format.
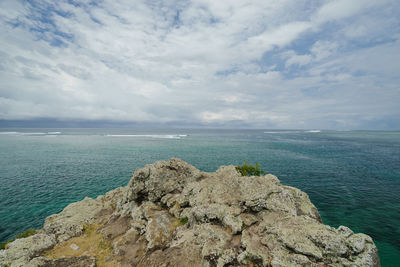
[0, 128, 399, 266]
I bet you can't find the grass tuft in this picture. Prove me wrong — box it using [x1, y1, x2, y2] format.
[15, 228, 37, 239]
[0, 228, 37, 250]
[235, 161, 266, 176]
[241, 221, 247, 231]
[180, 217, 189, 225]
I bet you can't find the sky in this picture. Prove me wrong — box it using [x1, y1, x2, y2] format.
[0, 0, 399, 129]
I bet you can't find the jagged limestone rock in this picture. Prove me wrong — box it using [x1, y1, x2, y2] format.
[43, 197, 103, 242]
[0, 233, 56, 267]
[1, 158, 380, 267]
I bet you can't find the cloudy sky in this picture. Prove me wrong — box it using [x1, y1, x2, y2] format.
[0, 0, 399, 129]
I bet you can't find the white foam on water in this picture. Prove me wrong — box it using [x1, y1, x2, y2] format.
[21, 132, 46, 135]
[0, 131, 47, 135]
[0, 131, 20, 135]
[47, 132, 61, 135]
[106, 134, 185, 139]
[305, 130, 321, 133]
[264, 131, 301, 134]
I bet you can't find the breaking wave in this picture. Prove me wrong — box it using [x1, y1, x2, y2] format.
[0, 131, 62, 136]
[264, 130, 321, 134]
[106, 134, 186, 139]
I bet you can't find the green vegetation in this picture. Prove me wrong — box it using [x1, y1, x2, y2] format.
[241, 221, 247, 231]
[160, 201, 168, 209]
[0, 240, 12, 250]
[15, 228, 36, 239]
[235, 161, 266, 176]
[180, 217, 189, 225]
[0, 228, 37, 250]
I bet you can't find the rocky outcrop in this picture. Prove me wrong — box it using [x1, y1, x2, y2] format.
[0, 234, 56, 267]
[43, 197, 104, 243]
[0, 158, 380, 267]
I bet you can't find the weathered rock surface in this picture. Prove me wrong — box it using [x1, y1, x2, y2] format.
[28, 255, 96, 267]
[0, 158, 380, 267]
[0, 234, 56, 267]
[42, 197, 103, 243]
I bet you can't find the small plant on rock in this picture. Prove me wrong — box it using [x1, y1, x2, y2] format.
[235, 161, 266, 176]
[15, 228, 36, 239]
[180, 217, 189, 225]
[0, 228, 37, 250]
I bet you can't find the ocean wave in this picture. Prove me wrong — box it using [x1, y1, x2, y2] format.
[264, 131, 301, 134]
[106, 134, 185, 139]
[264, 130, 322, 134]
[0, 131, 47, 135]
[47, 132, 61, 135]
[0, 131, 20, 135]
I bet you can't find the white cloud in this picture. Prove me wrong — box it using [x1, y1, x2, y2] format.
[282, 40, 338, 68]
[313, 0, 390, 24]
[283, 51, 313, 67]
[0, 0, 399, 129]
[311, 41, 339, 61]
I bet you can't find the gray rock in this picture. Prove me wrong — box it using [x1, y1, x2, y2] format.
[1, 158, 380, 267]
[338, 225, 354, 238]
[114, 159, 379, 266]
[43, 197, 103, 242]
[0, 233, 56, 267]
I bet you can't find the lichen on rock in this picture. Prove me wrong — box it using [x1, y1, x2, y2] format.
[0, 158, 380, 267]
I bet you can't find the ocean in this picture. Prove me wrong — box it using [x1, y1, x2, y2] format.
[0, 128, 399, 266]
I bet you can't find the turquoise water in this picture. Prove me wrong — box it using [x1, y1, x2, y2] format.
[0, 128, 399, 266]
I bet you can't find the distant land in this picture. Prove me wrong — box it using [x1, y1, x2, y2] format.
[0, 119, 254, 129]
[1, 119, 398, 130]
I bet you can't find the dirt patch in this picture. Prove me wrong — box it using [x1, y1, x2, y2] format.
[43, 223, 117, 267]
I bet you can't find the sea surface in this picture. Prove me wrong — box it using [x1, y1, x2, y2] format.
[0, 128, 399, 266]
